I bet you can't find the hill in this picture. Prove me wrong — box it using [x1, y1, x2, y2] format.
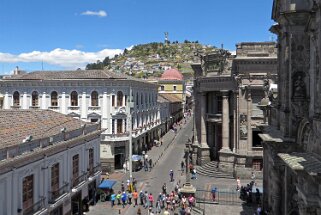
[86, 41, 217, 79]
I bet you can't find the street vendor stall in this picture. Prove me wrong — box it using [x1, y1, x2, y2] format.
[98, 180, 117, 202]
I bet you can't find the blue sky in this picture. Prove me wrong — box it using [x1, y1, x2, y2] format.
[0, 0, 274, 74]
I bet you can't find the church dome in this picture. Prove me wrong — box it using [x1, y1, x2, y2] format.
[160, 69, 183, 80]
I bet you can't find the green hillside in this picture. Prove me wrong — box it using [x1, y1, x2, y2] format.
[86, 41, 217, 79]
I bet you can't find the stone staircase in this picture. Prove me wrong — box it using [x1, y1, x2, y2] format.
[196, 161, 234, 179]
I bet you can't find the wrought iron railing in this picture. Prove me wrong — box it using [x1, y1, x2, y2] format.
[48, 183, 69, 204]
[23, 197, 46, 215]
[72, 172, 87, 188]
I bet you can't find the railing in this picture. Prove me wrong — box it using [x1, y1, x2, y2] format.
[88, 106, 101, 111]
[11, 105, 21, 109]
[89, 164, 101, 177]
[48, 106, 60, 110]
[68, 106, 80, 110]
[105, 132, 129, 138]
[72, 172, 87, 188]
[48, 183, 69, 204]
[23, 197, 46, 215]
[29, 106, 40, 109]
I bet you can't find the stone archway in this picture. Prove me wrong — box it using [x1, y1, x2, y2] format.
[297, 118, 312, 151]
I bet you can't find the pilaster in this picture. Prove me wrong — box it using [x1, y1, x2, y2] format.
[4, 92, 9, 109]
[22, 92, 28, 109]
[61, 92, 67, 114]
[41, 92, 47, 109]
[247, 88, 253, 153]
[101, 92, 108, 129]
[81, 92, 87, 120]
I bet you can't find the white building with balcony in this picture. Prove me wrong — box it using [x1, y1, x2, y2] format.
[0, 69, 160, 172]
[0, 109, 102, 215]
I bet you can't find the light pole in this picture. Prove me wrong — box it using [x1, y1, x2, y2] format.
[128, 86, 134, 181]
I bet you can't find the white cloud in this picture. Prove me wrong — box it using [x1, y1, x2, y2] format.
[81, 10, 107, 17]
[0, 48, 123, 69]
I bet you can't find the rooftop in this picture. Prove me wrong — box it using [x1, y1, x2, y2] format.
[159, 93, 182, 103]
[160, 69, 184, 81]
[0, 110, 92, 149]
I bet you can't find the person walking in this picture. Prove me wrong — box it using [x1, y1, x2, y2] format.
[148, 193, 154, 208]
[128, 191, 133, 205]
[139, 191, 145, 205]
[211, 187, 217, 202]
[121, 191, 127, 208]
[149, 159, 153, 171]
[156, 193, 162, 213]
[236, 177, 241, 191]
[169, 170, 174, 182]
[181, 161, 185, 174]
[162, 183, 167, 194]
[116, 191, 122, 205]
[251, 172, 256, 186]
[133, 190, 138, 207]
[144, 191, 150, 209]
[110, 192, 116, 208]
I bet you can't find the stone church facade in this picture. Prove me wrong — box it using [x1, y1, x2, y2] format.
[192, 42, 277, 178]
[259, 0, 321, 214]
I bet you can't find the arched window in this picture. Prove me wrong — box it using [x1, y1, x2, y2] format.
[91, 91, 98, 106]
[51, 91, 58, 106]
[13, 91, 20, 106]
[117, 91, 123, 106]
[31, 91, 39, 107]
[70, 91, 78, 106]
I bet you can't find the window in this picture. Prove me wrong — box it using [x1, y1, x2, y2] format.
[89, 148, 94, 175]
[117, 91, 123, 106]
[72, 154, 79, 187]
[51, 91, 58, 106]
[112, 119, 115, 133]
[70, 91, 78, 106]
[91, 118, 99, 123]
[112, 95, 115, 107]
[160, 85, 165, 91]
[91, 91, 98, 106]
[13, 91, 20, 106]
[136, 93, 139, 106]
[125, 95, 127, 106]
[51, 163, 59, 199]
[23, 175, 34, 212]
[31, 91, 39, 107]
[117, 119, 123, 133]
[173, 86, 177, 91]
[252, 159, 263, 171]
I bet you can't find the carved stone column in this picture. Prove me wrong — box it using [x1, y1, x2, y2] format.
[197, 92, 210, 165]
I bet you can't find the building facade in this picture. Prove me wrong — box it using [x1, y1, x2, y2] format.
[260, 1, 321, 214]
[0, 110, 101, 215]
[192, 42, 277, 177]
[0, 70, 159, 172]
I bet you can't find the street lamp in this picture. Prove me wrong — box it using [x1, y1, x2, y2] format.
[179, 142, 196, 197]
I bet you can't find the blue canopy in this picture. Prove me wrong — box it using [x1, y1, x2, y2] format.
[132, 154, 143, 161]
[99, 180, 117, 189]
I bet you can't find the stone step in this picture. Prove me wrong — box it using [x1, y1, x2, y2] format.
[196, 161, 234, 179]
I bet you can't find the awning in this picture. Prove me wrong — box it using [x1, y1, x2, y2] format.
[98, 180, 117, 189]
[278, 152, 321, 176]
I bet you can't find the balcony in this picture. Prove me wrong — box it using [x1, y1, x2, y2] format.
[68, 106, 80, 111]
[23, 197, 46, 215]
[29, 106, 40, 109]
[48, 106, 60, 110]
[206, 113, 222, 123]
[88, 164, 101, 180]
[72, 172, 87, 188]
[11, 105, 20, 109]
[48, 183, 69, 204]
[88, 106, 101, 111]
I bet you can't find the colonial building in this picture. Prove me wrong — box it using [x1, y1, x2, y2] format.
[259, 1, 321, 214]
[192, 42, 277, 177]
[0, 70, 159, 172]
[0, 110, 101, 215]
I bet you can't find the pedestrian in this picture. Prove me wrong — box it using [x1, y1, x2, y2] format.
[236, 177, 241, 191]
[162, 183, 167, 194]
[148, 193, 154, 208]
[156, 194, 162, 213]
[256, 204, 262, 215]
[148, 207, 155, 215]
[181, 161, 185, 173]
[144, 191, 149, 209]
[251, 172, 256, 186]
[116, 191, 122, 205]
[121, 181, 125, 192]
[133, 190, 138, 206]
[255, 188, 261, 204]
[139, 191, 145, 205]
[169, 170, 174, 182]
[211, 187, 217, 202]
[121, 191, 127, 208]
[188, 195, 194, 208]
[191, 168, 197, 179]
[149, 158, 153, 171]
[145, 158, 149, 171]
[128, 191, 133, 204]
[110, 192, 116, 207]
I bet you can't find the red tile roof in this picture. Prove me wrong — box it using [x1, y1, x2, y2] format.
[160, 69, 183, 81]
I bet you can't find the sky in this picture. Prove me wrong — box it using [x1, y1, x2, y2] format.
[0, 0, 275, 75]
